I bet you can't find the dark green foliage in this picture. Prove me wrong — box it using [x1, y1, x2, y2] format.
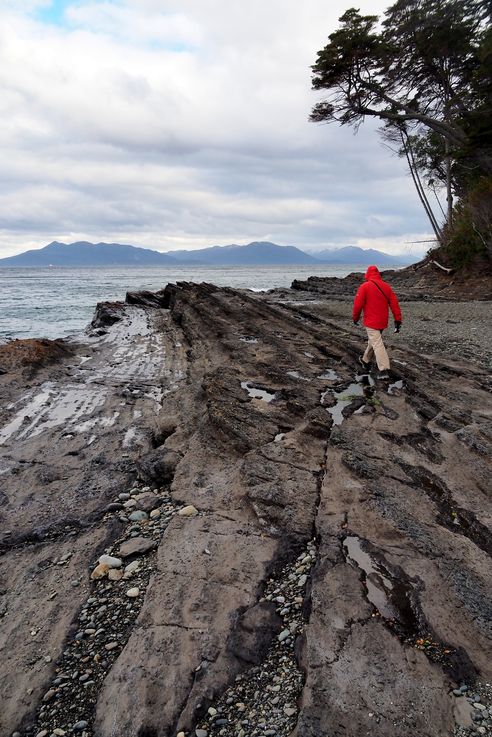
[310, 0, 492, 266]
[442, 179, 492, 267]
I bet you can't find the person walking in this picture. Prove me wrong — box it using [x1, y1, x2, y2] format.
[352, 265, 402, 380]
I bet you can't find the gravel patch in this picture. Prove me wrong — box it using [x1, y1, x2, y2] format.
[19, 485, 181, 737]
[192, 541, 317, 737]
[311, 299, 492, 369]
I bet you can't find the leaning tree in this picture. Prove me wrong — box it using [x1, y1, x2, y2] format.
[310, 0, 492, 263]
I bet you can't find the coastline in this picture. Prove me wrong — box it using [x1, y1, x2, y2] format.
[1, 275, 491, 737]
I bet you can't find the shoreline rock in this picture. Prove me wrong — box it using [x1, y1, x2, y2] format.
[1, 280, 491, 737]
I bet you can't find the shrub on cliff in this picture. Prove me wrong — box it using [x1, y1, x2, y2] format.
[439, 179, 492, 268]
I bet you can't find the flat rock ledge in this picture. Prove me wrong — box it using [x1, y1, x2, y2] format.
[0, 280, 490, 737]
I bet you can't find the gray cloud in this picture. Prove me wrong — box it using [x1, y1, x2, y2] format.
[0, 1, 435, 258]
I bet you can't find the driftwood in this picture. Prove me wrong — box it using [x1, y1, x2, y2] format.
[412, 258, 454, 274]
[430, 259, 454, 274]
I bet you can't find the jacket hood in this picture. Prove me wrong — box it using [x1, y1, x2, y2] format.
[365, 265, 381, 280]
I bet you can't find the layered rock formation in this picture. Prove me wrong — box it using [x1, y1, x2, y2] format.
[0, 280, 490, 737]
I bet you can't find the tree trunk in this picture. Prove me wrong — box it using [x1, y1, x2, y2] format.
[445, 137, 453, 227]
[401, 131, 443, 243]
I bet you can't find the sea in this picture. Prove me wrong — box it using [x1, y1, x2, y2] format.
[0, 264, 374, 341]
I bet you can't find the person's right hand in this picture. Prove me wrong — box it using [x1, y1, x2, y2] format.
[394, 321, 401, 333]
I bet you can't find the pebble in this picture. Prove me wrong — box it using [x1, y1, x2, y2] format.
[178, 505, 199, 516]
[98, 555, 122, 568]
[129, 510, 148, 522]
[118, 493, 131, 500]
[123, 560, 141, 578]
[106, 502, 123, 512]
[185, 540, 317, 737]
[90, 563, 110, 580]
[195, 730, 208, 737]
[119, 537, 156, 557]
[177, 733, 185, 737]
[24, 492, 181, 737]
[134, 492, 161, 512]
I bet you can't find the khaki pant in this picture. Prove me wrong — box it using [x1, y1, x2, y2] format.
[363, 327, 390, 371]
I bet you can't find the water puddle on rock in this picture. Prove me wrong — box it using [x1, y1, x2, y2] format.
[388, 380, 404, 395]
[325, 380, 374, 426]
[286, 370, 310, 381]
[343, 536, 397, 619]
[0, 387, 54, 445]
[342, 535, 465, 675]
[239, 336, 259, 344]
[241, 382, 276, 403]
[318, 369, 339, 381]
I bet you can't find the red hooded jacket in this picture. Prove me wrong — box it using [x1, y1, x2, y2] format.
[352, 265, 402, 330]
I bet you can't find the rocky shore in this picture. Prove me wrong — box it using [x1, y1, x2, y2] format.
[0, 269, 491, 737]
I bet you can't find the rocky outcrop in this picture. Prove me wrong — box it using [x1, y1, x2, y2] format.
[0, 281, 490, 737]
[126, 289, 169, 308]
[0, 337, 73, 376]
[290, 260, 492, 301]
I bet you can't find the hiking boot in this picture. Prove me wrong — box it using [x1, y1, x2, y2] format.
[377, 370, 390, 380]
[358, 356, 372, 372]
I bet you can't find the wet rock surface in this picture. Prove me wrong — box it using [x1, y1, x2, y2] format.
[0, 278, 490, 737]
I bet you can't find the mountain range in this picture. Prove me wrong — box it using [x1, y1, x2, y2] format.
[0, 240, 414, 267]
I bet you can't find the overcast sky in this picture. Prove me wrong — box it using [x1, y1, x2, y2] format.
[0, 0, 436, 258]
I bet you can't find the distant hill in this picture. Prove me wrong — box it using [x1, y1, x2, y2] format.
[165, 241, 319, 265]
[0, 240, 414, 267]
[313, 246, 413, 265]
[0, 241, 179, 267]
